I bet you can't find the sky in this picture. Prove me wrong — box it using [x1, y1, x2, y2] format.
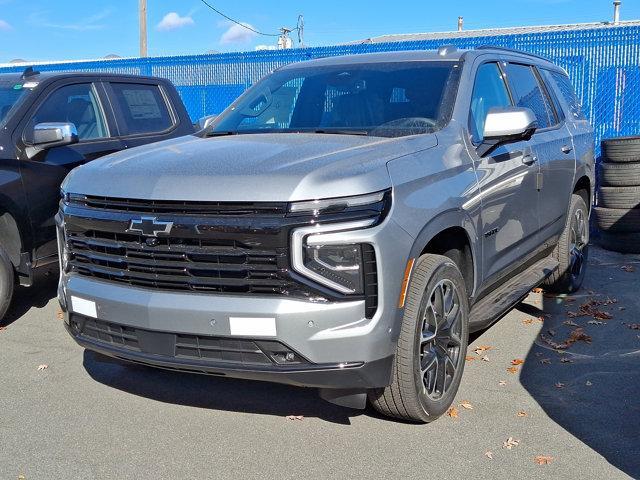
[0, 0, 638, 63]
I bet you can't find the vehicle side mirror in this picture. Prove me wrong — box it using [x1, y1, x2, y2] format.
[196, 114, 217, 132]
[27, 122, 79, 149]
[478, 107, 537, 157]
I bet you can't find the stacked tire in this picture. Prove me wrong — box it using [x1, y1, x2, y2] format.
[595, 136, 640, 253]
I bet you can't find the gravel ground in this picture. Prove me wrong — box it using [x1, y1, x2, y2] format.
[1, 245, 638, 480]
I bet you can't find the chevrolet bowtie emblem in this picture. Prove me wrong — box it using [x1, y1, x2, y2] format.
[127, 216, 173, 237]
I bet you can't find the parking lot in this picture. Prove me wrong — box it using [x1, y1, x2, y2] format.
[0, 244, 637, 479]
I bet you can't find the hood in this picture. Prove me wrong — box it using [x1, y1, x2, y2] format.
[63, 132, 437, 202]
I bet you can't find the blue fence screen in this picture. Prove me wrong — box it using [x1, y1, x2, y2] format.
[1, 24, 639, 154]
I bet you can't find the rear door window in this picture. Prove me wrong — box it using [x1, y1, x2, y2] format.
[110, 83, 174, 135]
[505, 63, 555, 129]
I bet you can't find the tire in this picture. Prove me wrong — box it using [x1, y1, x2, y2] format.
[600, 162, 640, 187]
[368, 254, 469, 423]
[598, 231, 640, 254]
[594, 207, 640, 232]
[598, 186, 640, 209]
[544, 194, 589, 294]
[0, 244, 14, 321]
[602, 136, 640, 163]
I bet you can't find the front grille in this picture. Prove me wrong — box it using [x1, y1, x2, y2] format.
[69, 194, 288, 216]
[72, 315, 307, 367]
[67, 230, 296, 294]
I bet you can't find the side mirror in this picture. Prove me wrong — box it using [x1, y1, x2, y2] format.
[478, 107, 537, 157]
[28, 122, 79, 149]
[196, 114, 217, 132]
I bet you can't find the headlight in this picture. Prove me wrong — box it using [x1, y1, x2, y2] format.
[56, 221, 69, 272]
[291, 219, 376, 294]
[288, 191, 386, 215]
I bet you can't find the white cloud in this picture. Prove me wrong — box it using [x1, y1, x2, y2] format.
[220, 23, 257, 45]
[156, 12, 194, 31]
[0, 19, 11, 31]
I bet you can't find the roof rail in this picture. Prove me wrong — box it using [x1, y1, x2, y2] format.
[21, 66, 40, 79]
[476, 45, 550, 62]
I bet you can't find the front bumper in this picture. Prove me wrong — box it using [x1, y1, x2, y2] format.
[59, 208, 414, 390]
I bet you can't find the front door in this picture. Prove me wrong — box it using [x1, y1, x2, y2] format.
[16, 81, 122, 261]
[466, 61, 541, 290]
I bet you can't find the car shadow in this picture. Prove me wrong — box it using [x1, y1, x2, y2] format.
[82, 350, 364, 425]
[0, 266, 58, 328]
[515, 289, 640, 478]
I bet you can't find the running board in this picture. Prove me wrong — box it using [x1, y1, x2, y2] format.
[469, 257, 559, 332]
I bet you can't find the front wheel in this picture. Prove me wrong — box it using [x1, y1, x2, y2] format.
[543, 194, 589, 294]
[368, 254, 469, 423]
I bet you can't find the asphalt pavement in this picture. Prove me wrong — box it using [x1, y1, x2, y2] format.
[1, 245, 639, 479]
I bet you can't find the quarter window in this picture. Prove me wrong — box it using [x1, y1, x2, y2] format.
[469, 62, 512, 142]
[504, 63, 555, 129]
[547, 70, 587, 121]
[110, 83, 174, 135]
[30, 83, 108, 141]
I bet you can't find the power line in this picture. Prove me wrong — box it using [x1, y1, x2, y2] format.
[199, 0, 281, 37]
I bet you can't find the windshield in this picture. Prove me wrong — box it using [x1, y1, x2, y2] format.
[212, 61, 461, 138]
[0, 80, 33, 127]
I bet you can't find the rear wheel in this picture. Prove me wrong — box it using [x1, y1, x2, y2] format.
[544, 194, 589, 294]
[368, 254, 469, 423]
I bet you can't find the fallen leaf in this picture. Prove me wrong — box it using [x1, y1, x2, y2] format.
[626, 323, 640, 330]
[563, 320, 579, 327]
[0, 326, 6, 331]
[586, 380, 593, 386]
[511, 359, 525, 366]
[593, 311, 613, 321]
[482, 355, 490, 362]
[465, 356, 476, 362]
[568, 328, 592, 344]
[532, 287, 543, 293]
[517, 410, 528, 417]
[555, 382, 565, 388]
[507, 367, 519, 374]
[523, 317, 544, 325]
[18, 475, 26, 480]
[535, 352, 543, 357]
[37, 364, 48, 371]
[547, 329, 556, 337]
[540, 358, 551, 365]
[534, 455, 554, 465]
[502, 437, 520, 450]
[285, 415, 304, 420]
[446, 406, 459, 418]
[484, 451, 494, 460]
[621, 265, 636, 273]
[619, 306, 626, 311]
[474, 345, 493, 355]
[560, 357, 573, 363]
[56, 308, 64, 320]
[460, 400, 474, 410]
[498, 380, 507, 386]
[587, 320, 604, 326]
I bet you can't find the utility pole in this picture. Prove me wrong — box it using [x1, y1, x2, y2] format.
[139, 0, 148, 57]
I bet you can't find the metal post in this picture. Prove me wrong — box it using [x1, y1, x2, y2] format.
[458, 16, 464, 32]
[613, 1, 621, 24]
[139, 0, 148, 57]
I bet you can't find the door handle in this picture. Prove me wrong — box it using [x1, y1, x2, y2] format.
[522, 154, 537, 166]
[561, 145, 573, 154]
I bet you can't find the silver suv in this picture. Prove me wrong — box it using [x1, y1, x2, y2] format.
[57, 46, 594, 422]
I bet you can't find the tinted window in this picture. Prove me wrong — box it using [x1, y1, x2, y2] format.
[469, 62, 512, 142]
[505, 63, 554, 129]
[539, 69, 565, 122]
[0, 81, 31, 127]
[111, 83, 174, 135]
[547, 70, 586, 121]
[31, 83, 107, 141]
[213, 62, 460, 138]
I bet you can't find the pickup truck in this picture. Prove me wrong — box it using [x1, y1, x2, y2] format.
[58, 47, 594, 422]
[0, 68, 194, 319]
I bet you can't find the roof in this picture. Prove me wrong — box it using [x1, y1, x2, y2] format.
[347, 20, 640, 44]
[0, 70, 164, 82]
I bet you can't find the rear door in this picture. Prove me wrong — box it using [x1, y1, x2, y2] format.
[503, 62, 576, 247]
[105, 80, 182, 149]
[466, 61, 542, 289]
[16, 79, 122, 261]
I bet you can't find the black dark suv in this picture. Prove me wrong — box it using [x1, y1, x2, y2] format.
[0, 68, 194, 319]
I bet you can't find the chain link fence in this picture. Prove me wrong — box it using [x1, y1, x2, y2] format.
[1, 24, 639, 156]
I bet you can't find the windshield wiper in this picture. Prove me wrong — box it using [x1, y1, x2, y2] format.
[313, 129, 369, 136]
